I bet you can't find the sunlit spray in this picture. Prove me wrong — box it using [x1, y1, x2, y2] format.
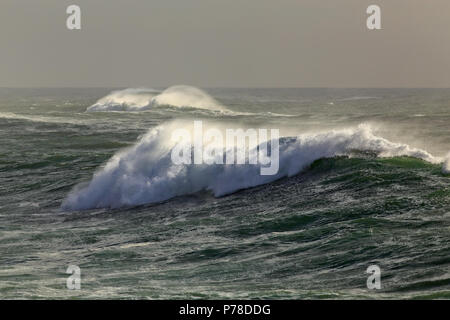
[170, 121, 279, 176]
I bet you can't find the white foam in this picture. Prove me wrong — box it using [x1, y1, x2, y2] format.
[62, 122, 445, 210]
[87, 88, 157, 111]
[443, 154, 450, 174]
[87, 86, 226, 112]
[0, 112, 86, 125]
[151, 85, 225, 111]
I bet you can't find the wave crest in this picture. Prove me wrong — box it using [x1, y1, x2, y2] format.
[62, 122, 444, 210]
[87, 86, 225, 112]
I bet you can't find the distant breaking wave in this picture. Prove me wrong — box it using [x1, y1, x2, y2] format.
[62, 122, 446, 210]
[87, 86, 226, 112]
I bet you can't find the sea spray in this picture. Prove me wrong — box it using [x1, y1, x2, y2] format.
[87, 86, 226, 112]
[443, 154, 450, 174]
[62, 122, 443, 210]
[170, 121, 280, 176]
[152, 86, 225, 111]
[87, 88, 158, 111]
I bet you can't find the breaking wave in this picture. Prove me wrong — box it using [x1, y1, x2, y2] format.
[62, 122, 445, 210]
[443, 154, 450, 174]
[87, 86, 226, 112]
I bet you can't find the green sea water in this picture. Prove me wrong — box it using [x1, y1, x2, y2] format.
[0, 88, 449, 299]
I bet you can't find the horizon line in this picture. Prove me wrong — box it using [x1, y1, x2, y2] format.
[2, 86, 450, 90]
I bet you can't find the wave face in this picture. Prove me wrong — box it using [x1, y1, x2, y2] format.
[87, 86, 225, 112]
[62, 122, 443, 210]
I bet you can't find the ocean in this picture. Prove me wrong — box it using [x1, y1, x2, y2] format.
[0, 87, 449, 299]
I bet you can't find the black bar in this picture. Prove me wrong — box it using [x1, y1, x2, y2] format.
[0, 300, 444, 318]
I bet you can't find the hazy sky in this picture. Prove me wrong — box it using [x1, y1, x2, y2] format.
[1, 0, 450, 88]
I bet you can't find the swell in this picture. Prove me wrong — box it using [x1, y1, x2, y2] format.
[61, 121, 447, 210]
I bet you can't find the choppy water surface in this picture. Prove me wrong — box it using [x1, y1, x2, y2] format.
[0, 88, 449, 299]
